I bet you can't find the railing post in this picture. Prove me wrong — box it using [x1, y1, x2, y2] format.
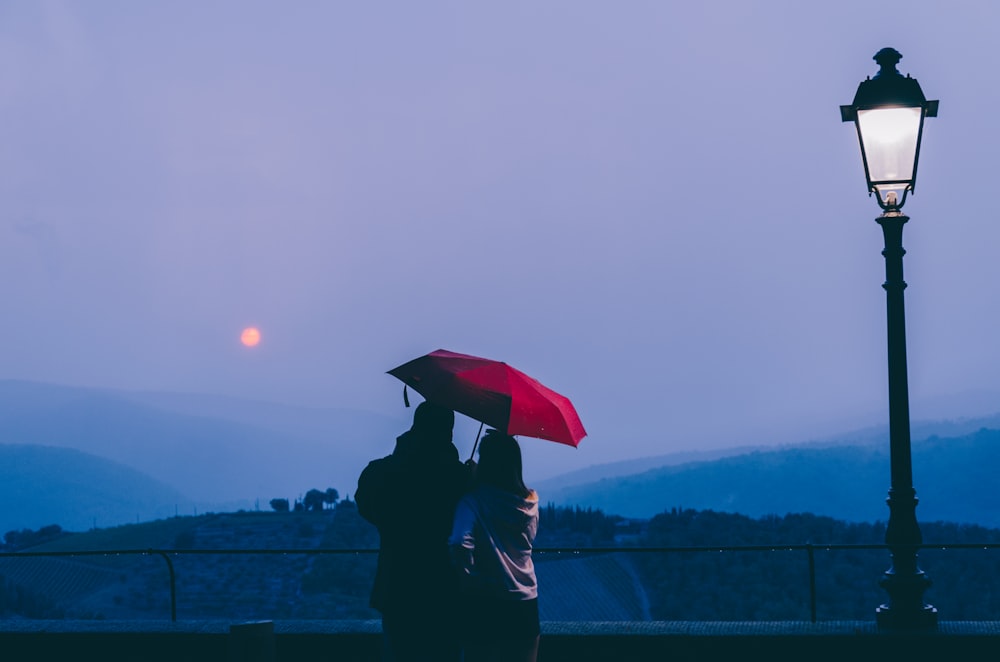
[806, 544, 817, 623]
[153, 550, 177, 622]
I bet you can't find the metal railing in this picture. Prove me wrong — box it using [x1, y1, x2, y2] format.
[3, 543, 999, 623]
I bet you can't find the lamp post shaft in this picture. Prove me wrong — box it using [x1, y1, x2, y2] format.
[874, 212, 937, 629]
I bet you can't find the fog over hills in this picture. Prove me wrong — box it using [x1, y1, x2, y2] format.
[0, 380, 406, 515]
[0, 444, 189, 533]
[3, 378, 1000, 533]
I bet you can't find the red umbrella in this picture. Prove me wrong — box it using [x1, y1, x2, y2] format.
[387, 349, 586, 448]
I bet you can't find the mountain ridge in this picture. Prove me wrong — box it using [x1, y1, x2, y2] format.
[4, 378, 1000, 533]
[0, 379, 405, 507]
[543, 427, 1000, 527]
[535, 411, 1000, 498]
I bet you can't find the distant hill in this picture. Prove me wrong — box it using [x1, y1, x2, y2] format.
[0, 380, 407, 510]
[545, 428, 1000, 527]
[535, 411, 1000, 496]
[533, 446, 769, 494]
[6, 379, 1000, 533]
[0, 444, 190, 533]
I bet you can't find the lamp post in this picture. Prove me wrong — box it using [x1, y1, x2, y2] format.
[840, 47, 939, 630]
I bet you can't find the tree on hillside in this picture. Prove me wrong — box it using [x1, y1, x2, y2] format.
[303, 489, 326, 512]
[269, 498, 290, 513]
[303, 487, 340, 512]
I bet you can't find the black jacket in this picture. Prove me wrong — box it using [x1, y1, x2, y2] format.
[356, 429, 471, 615]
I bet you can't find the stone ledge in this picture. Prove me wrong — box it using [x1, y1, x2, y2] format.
[1, 619, 999, 635]
[2, 620, 997, 662]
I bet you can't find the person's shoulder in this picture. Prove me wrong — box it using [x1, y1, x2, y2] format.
[362, 454, 392, 470]
[358, 454, 398, 481]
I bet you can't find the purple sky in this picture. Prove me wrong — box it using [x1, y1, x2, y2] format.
[2, 2, 999, 479]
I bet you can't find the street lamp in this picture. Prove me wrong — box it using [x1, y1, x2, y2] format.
[841, 47, 939, 630]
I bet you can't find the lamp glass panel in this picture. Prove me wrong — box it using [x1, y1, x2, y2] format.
[857, 107, 922, 186]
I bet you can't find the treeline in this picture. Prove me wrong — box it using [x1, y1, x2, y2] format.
[633, 508, 1000, 620]
[268, 487, 340, 513]
[537, 503, 624, 546]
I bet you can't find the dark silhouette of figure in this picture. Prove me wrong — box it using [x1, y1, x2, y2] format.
[449, 430, 540, 662]
[356, 401, 470, 662]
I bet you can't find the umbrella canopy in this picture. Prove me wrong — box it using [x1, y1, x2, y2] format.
[387, 349, 587, 447]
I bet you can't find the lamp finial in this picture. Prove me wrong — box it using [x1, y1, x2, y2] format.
[873, 48, 903, 78]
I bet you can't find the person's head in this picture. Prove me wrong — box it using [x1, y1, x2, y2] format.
[476, 429, 530, 498]
[410, 401, 454, 442]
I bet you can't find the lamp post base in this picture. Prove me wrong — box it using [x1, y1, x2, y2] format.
[876, 603, 938, 630]
[875, 561, 936, 630]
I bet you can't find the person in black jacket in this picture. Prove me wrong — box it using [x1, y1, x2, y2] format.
[356, 401, 471, 662]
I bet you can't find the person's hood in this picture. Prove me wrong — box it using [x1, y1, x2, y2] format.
[393, 428, 460, 464]
[472, 484, 538, 530]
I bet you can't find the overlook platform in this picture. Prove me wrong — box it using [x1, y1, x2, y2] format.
[1, 619, 997, 661]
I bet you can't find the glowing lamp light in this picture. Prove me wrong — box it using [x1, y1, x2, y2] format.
[840, 48, 938, 210]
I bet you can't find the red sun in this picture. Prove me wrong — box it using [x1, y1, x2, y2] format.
[240, 327, 261, 347]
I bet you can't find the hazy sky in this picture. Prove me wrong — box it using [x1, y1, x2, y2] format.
[3, 2, 1000, 477]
